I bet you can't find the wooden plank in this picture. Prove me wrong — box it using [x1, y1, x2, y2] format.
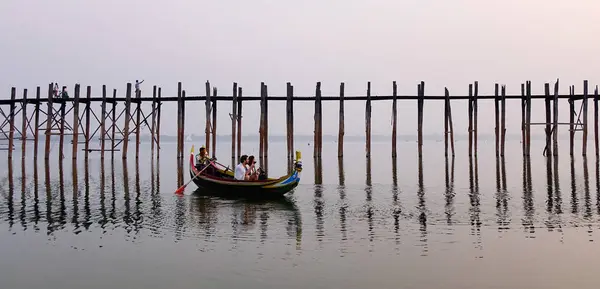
[338, 82, 345, 158]
[122, 83, 131, 159]
[100, 85, 106, 159]
[84, 86, 91, 159]
[72, 84, 80, 159]
[33, 86, 40, 160]
[21, 88, 27, 159]
[44, 83, 53, 160]
[8, 88, 16, 159]
[391, 81, 397, 158]
[366, 81, 371, 159]
[583, 80, 589, 156]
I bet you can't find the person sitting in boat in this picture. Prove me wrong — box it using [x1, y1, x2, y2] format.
[196, 146, 210, 169]
[234, 155, 250, 180]
[246, 155, 258, 180]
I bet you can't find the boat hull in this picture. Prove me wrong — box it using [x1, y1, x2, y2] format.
[188, 147, 302, 199]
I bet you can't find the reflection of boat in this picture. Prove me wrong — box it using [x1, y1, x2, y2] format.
[188, 145, 302, 198]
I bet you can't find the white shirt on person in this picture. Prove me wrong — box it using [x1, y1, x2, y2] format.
[234, 163, 247, 180]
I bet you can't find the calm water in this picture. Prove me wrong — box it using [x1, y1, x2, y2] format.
[1, 139, 600, 289]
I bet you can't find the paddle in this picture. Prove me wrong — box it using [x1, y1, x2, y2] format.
[174, 161, 214, 195]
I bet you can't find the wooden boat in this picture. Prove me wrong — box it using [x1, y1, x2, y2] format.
[188, 145, 302, 198]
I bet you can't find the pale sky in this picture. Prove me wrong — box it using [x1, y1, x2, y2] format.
[1, 0, 600, 137]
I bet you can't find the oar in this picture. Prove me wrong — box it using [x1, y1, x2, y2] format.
[174, 161, 214, 195]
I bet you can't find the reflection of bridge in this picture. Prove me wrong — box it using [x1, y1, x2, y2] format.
[0, 147, 599, 253]
[0, 158, 302, 245]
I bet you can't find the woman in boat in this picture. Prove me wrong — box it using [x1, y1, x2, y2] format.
[247, 155, 258, 180]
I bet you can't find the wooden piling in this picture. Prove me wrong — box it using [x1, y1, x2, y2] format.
[526, 81, 532, 156]
[44, 84, 53, 160]
[583, 80, 589, 156]
[236, 87, 242, 161]
[474, 81, 479, 154]
[338, 82, 345, 158]
[468, 84, 473, 156]
[417, 81, 424, 156]
[570, 85, 575, 156]
[366, 81, 372, 159]
[314, 82, 322, 158]
[156, 87, 162, 159]
[521, 83, 526, 155]
[287, 82, 295, 161]
[72, 84, 80, 159]
[211, 88, 217, 160]
[263, 84, 269, 172]
[495, 83, 499, 157]
[177, 82, 182, 159]
[100, 85, 107, 159]
[181, 87, 186, 159]
[231, 83, 237, 165]
[391, 81, 397, 158]
[205, 81, 211, 153]
[111, 89, 117, 158]
[544, 83, 552, 156]
[500, 85, 506, 157]
[553, 80, 559, 156]
[33, 86, 40, 160]
[58, 86, 66, 160]
[84, 86, 91, 159]
[122, 83, 131, 159]
[135, 88, 141, 159]
[151, 86, 156, 157]
[21, 89, 27, 159]
[444, 88, 455, 157]
[8, 88, 16, 159]
[595, 85, 599, 156]
[259, 82, 265, 166]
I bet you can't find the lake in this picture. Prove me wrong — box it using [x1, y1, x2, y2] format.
[1, 138, 600, 289]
